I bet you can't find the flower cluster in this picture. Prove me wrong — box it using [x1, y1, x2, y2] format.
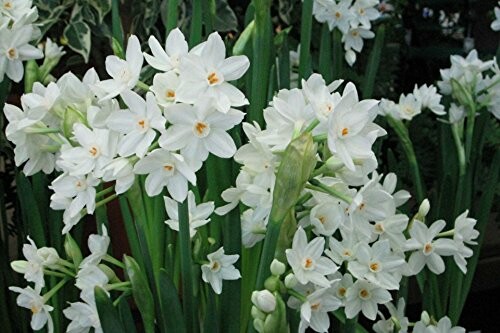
[0, 0, 43, 82]
[312, 0, 382, 65]
[4, 28, 249, 234]
[9, 228, 116, 333]
[221, 73, 479, 332]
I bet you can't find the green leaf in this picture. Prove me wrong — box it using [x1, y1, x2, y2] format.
[124, 255, 155, 333]
[63, 21, 92, 63]
[95, 287, 127, 333]
[159, 269, 186, 333]
[213, 0, 238, 32]
[117, 295, 137, 333]
[89, 0, 112, 23]
[16, 173, 45, 246]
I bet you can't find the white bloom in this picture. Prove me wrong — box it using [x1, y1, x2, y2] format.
[350, 0, 380, 29]
[107, 91, 165, 157]
[325, 234, 358, 265]
[315, 0, 353, 34]
[251, 290, 276, 313]
[75, 265, 109, 301]
[345, 280, 392, 320]
[285, 227, 338, 287]
[144, 28, 188, 72]
[452, 210, 479, 274]
[96, 35, 143, 100]
[413, 84, 445, 115]
[397, 93, 422, 120]
[342, 27, 375, 53]
[9, 286, 54, 332]
[309, 203, 343, 236]
[372, 214, 409, 251]
[133, 148, 196, 201]
[298, 287, 342, 333]
[101, 157, 135, 194]
[80, 226, 110, 269]
[373, 298, 409, 333]
[491, 6, 500, 31]
[448, 103, 465, 123]
[150, 71, 180, 108]
[327, 84, 383, 171]
[201, 247, 241, 294]
[241, 207, 268, 248]
[0, 24, 43, 82]
[57, 124, 119, 177]
[176, 32, 249, 113]
[43, 38, 65, 60]
[159, 103, 244, 169]
[405, 220, 456, 275]
[164, 190, 214, 237]
[63, 294, 102, 333]
[330, 273, 354, 304]
[21, 82, 60, 122]
[348, 240, 405, 290]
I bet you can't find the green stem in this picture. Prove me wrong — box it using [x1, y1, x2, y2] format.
[42, 278, 69, 302]
[332, 29, 343, 79]
[103, 255, 126, 269]
[178, 200, 196, 333]
[307, 179, 353, 204]
[106, 281, 131, 292]
[319, 24, 333, 82]
[254, 220, 282, 290]
[362, 24, 385, 99]
[136, 81, 150, 92]
[95, 194, 118, 210]
[96, 186, 115, 199]
[386, 116, 425, 203]
[451, 124, 466, 214]
[463, 102, 476, 164]
[298, 0, 313, 82]
[111, 0, 124, 48]
[287, 289, 306, 302]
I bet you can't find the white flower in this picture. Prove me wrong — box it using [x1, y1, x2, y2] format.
[372, 214, 409, 251]
[452, 210, 479, 274]
[144, 28, 188, 72]
[309, 203, 343, 236]
[0, 24, 43, 82]
[251, 290, 276, 313]
[491, 6, 500, 31]
[405, 220, 456, 275]
[298, 287, 342, 333]
[107, 91, 165, 157]
[63, 294, 102, 333]
[201, 247, 241, 294]
[241, 207, 268, 248]
[345, 280, 392, 320]
[102, 157, 135, 194]
[325, 234, 358, 266]
[164, 190, 214, 237]
[159, 103, 244, 169]
[342, 27, 375, 53]
[43, 38, 65, 60]
[327, 84, 383, 171]
[75, 265, 109, 301]
[13, 237, 60, 289]
[315, 0, 353, 34]
[350, 0, 380, 29]
[330, 273, 354, 304]
[176, 32, 249, 113]
[133, 148, 196, 201]
[21, 82, 60, 122]
[285, 227, 338, 287]
[80, 226, 110, 269]
[150, 71, 180, 108]
[373, 298, 409, 333]
[96, 35, 143, 100]
[348, 240, 405, 290]
[413, 84, 445, 116]
[422, 316, 465, 333]
[448, 103, 465, 123]
[57, 124, 119, 177]
[396, 93, 422, 120]
[9, 286, 54, 333]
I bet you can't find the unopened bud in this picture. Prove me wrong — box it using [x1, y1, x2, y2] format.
[64, 233, 82, 266]
[252, 290, 276, 313]
[420, 311, 430, 325]
[284, 273, 297, 288]
[251, 305, 267, 321]
[98, 264, 117, 282]
[264, 276, 280, 292]
[37, 247, 60, 267]
[253, 318, 265, 332]
[418, 199, 430, 217]
[270, 259, 286, 276]
[11, 260, 28, 274]
[325, 156, 344, 171]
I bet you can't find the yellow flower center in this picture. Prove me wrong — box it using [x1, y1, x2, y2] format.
[338, 287, 346, 297]
[163, 164, 174, 171]
[194, 121, 210, 137]
[89, 146, 99, 157]
[311, 303, 321, 311]
[207, 72, 219, 85]
[304, 258, 314, 269]
[424, 242, 433, 254]
[359, 288, 370, 299]
[30, 305, 41, 314]
[6, 47, 17, 60]
[341, 127, 349, 136]
[369, 262, 380, 272]
[335, 11, 341, 18]
[374, 223, 384, 233]
[165, 89, 175, 99]
[4, 2, 12, 9]
[318, 215, 326, 224]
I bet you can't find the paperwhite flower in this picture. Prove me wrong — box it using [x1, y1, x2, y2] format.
[176, 32, 249, 113]
[373, 298, 409, 333]
[448, 103, 465, 123]
[416, 316, 465, 333]
[80, 226, 110, 269]
[133, 148, 196, 201]
[396, 93, 422, 120]
[144, 28, 188, 72]
[309, 203, 343, 236]
[57, 124, 119, 177]
[150, 71, 180, 108]
[350, 0, 380, 29]
[491, 6, 500, 31]
[348, 240, 405, 290]
[107, 91, 165, 157]
[0, 24, 43, 82]
[159, 103, 244, 169]
[298, 287, 342, 333]
[96, 35, 143, 100]
[405, 220, 456, 275]
[251, 290, 276, 313]
[63, 293, 102, 333]
[345, 280, 392, 320]
[164, 191, 214, 237]
[43, 38, 65, 60]
[21, 82, 60, 122]
[75, 265, 109, 301]
[241, 207, 268, 248]
[342, 27, 375, 53]
[102, 157, 135, 194]
[413, 84, 445, 115]
[13, 237, 59, 289]
[201, 247, 241, 294]
[286, 227, 338, 287]
[9, 286, 54, 332]
[372, 214, 409, 251]
[315, 0, 353, 34]
[0, 0, 34, 22]
[325, 234, 358, 265]
[452, 210, 479, 274]
[327, 84, 383, 171]
[330, 273, 354, 304]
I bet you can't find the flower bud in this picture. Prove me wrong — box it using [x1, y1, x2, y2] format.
[37, 247, 60, 267]
[263, 293, 287, 333]
[418, 199, 430, 217]
[251, 305, 267, 321]
[98, 264, 117, 282]
[64, 233, 82, 266]
[420, 311, 430, 325]
[270, 259, 286, 276]
[264, 276, 280, 292]
[253, 318, 265, 333]
[284, 273, 297, 288]
[325, 156, 344, 171]
[252, 290, 276, 313]
[10, 260, 28, 274]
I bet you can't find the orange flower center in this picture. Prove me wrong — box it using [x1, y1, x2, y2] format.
[341, 127, 349, 136]
[207, 72, 219, 85]
[304, 258, 313, 269]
